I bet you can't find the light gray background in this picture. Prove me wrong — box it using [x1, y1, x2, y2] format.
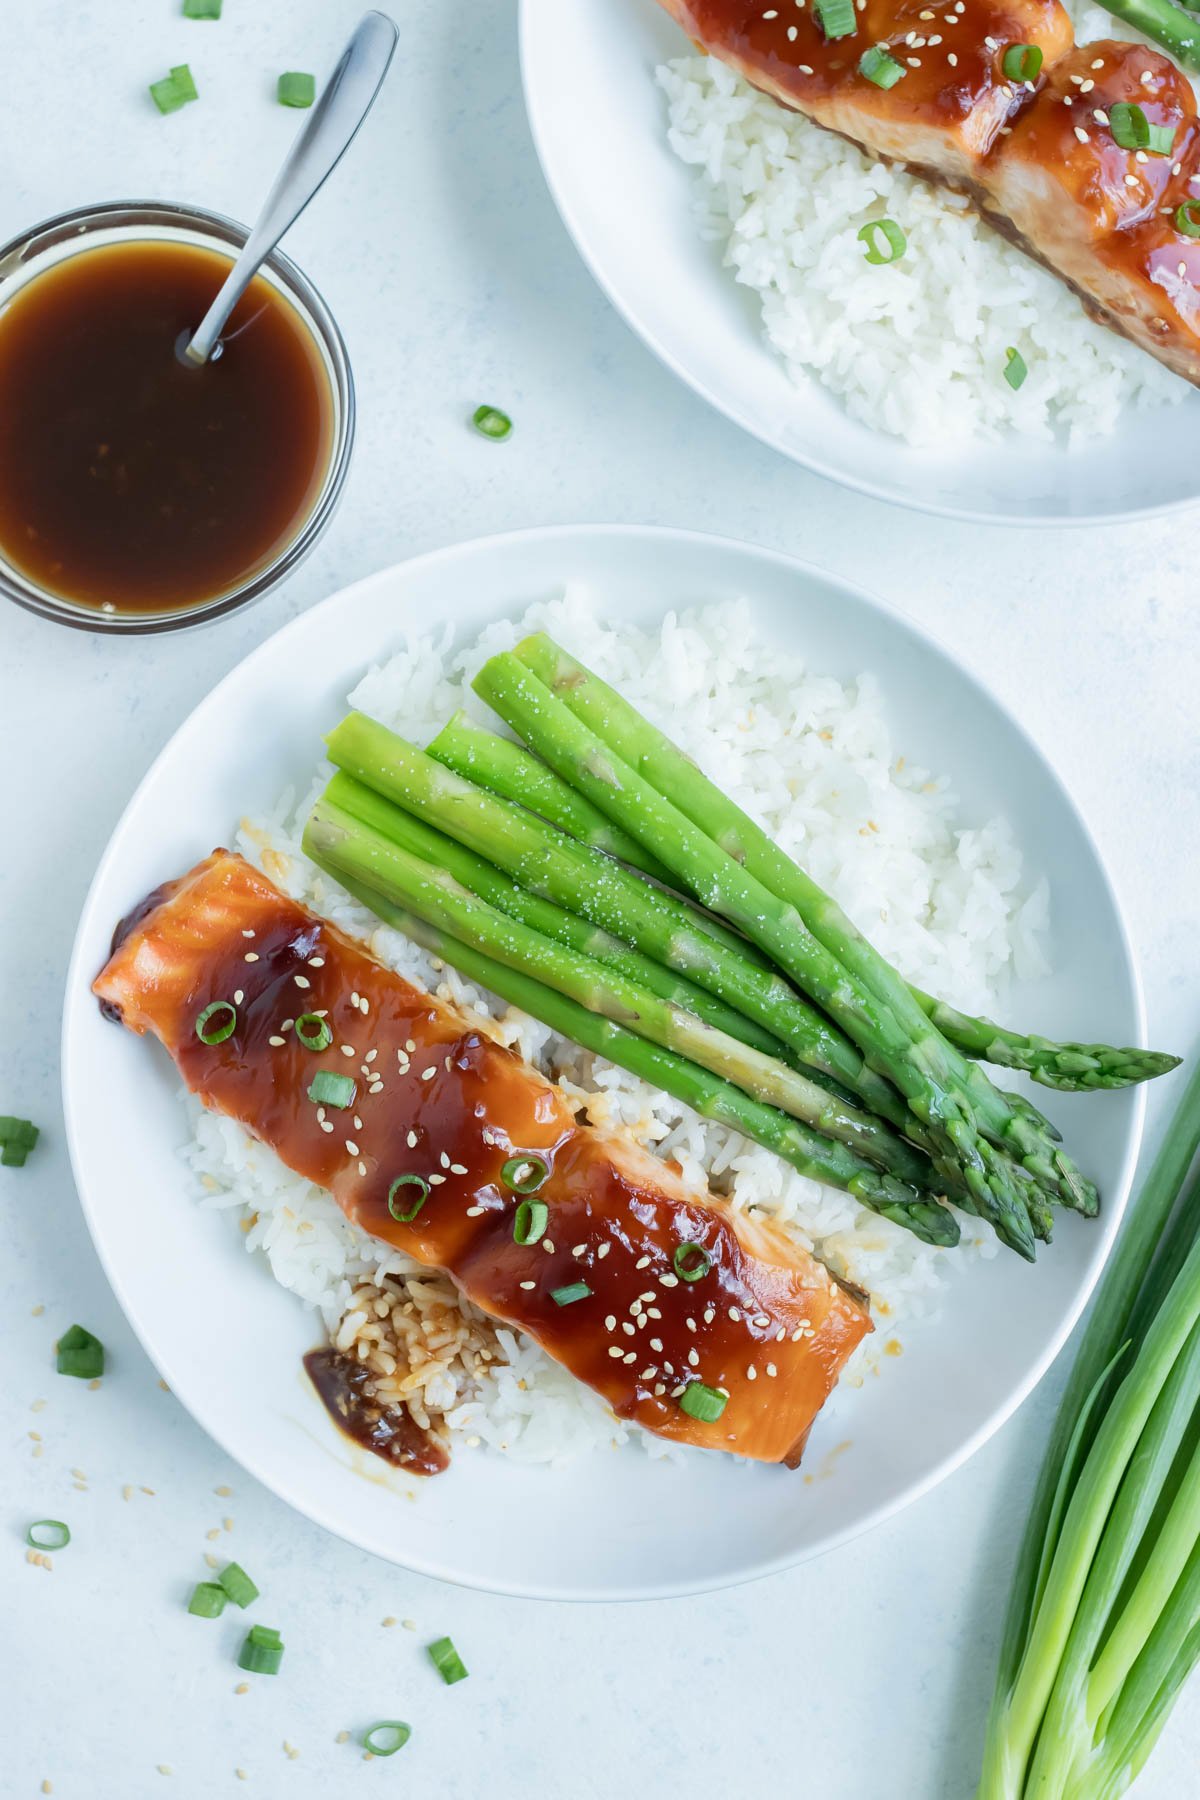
[2, 3, 1198, 1796]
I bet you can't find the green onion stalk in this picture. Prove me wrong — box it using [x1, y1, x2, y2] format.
[977, 1055, 1200, 1797]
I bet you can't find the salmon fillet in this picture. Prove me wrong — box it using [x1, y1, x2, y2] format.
[93, 852, 871, 1467]
[659, 1, 1200, 383]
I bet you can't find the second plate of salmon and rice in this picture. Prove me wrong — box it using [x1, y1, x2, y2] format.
[65, 527, 1170, 1596]
[521, 0, 1200, 519]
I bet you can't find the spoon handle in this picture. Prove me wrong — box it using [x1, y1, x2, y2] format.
[184, 10, 398, 366]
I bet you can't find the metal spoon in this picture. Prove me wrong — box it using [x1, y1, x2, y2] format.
[181, 9, 398, 367]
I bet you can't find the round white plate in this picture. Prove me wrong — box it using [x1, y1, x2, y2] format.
[520, 0, 1200, 526]
[64, 524, 1144, 1599]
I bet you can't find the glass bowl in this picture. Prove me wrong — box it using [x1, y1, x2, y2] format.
[0, 199, 355, 634]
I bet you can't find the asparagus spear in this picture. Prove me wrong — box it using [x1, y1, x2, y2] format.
[325, 770, 788, 1060]
[303, 857, 960, 1249]
[327, 712, 909, 1125]
[305, 794, 940, 1194]
[471, 651, 1052, 1256]
[503, 635, 1095, 1216]
[908, 987, 1180, 1092]
[428, 710, 676, 886]
[436, 704, 1176, 1099]
[327, 711, 1042, 1237]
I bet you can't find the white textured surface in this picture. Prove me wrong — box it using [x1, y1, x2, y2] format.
[1, 2, 1198, 1797]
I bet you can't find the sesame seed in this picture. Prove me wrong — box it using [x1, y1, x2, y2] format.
[269, 1034, 286, 1047]
[654, 1383, 666, 1397]
[243, 952, 259, 964]
[605, 1315, 616, 1330]
[465, 1205, 485, 1217]
[571, 1243, 586, 1257]
[635, 1255, 651, 1270]
[1091, 56, 1104, 67]
[407, 1130, 418, 1147]
[747, 1365, 758, 1380]
[947, 52, 957, 64]
[686, 1318, 697, 1333]
[767, 1362, 778, 1377]
[762, 7, 777, 15]
[906, 56, 921, 66]
[1080, 78, 1094, 92]
[650, 1337, 664, 1351]
[233, 988, 244, 1006]
[597, 1244, 611, 1260]
[365, 1048, 377, 1062]
[640, 1367, 655, 1380]
[1074, 126, 1089, 143]
[1136, 149, 1148, 163]
[421, 1067, 437, 1080]
[608, 1346, 624, 1359]
[309, 956, 324, 968]
[622, 1322, 636, 1337]
[787, 22, 797, 35]
[659, 1272, 677, 1287]
[705, 1309, 716, 1325]
[1093, 108, 1108, 123]
[320, 1120, 334, 1133]
[1142, 69, 1153, 81]
[358, 1161, 367, 1177]
[520, 1280, 537, 1291]
[241, 929, 255, 939]
[1180, 260, 1187, 276]
[428, 1173, 446, 1186]
[729, 1306, 741, 1322]
[542, 1239, 555, 1254]
[1125, 174, 1140, 186]
[340, 1045, 356, 1058]
[345, 1140, 359, 1156]
[622, 1352, 636, 1366]
[451, 1163, 468, 1176]
[688, 1349, 699, 1367]
[440, 1152, 450, 1169]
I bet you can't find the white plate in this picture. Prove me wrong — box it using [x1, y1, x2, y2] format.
[519, 0, 1200, 527]
[63, 524, 1144, 1599]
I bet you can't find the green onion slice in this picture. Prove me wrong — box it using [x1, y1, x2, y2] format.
[472, 405, 513, 441]
[294, 1013, 333, 1052]
[238, 1628, 284, 1675]
[363, 1721, 412, 1757]
[1175, 199, 1200, 238]
[195, 1000, 237, 1045]
[502, 1154, 549, 1195]
[550, 1282, 592, 1307]
[858, 45, 906, 88]
[278, 71, 316, 108]
[26, 1520, 70, 1551]
[188, 1582, 227, 1618]
[1001, 43, 1043, 82]
[814, 0, 857, 38]
[183, 0, 222, 15]
[679, 1382, 729, 1423]
[388, 1174, 430, 1223]
[56, 1324, 105, 1380]
[0, 1117, 39, 1167]
[307, 1070, 356, 1109]
[1108, 102, 1173, 155]
[150, 69, 197, 114]
[857, 218, 907, 265]
[673, 1243, 712, 1284]
[427, 1636, 469, 1685]
[217, 1562, 259, 1608]
[512, 1197, 549, 1244]
[1003, 346, 1028, 391]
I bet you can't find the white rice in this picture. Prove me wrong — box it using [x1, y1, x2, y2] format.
[183, 590, 1048, 1467]
[657, 11, 1188, 447]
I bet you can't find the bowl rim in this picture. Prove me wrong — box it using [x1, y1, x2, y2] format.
[61, 522, 1148, 1599]
[517, 3, 1200, 531]
[0, 197, 356, 634]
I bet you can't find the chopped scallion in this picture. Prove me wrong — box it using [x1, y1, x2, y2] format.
[550, 1282, 592, 1307]
[1001, 43, 1043, 82]
[0, 1116, 39, 1168]
[673, 1243, 712, 1284]
[814, 0, 857, 38]
[183, 0, 222, 15]
[1176, 199, 1200, 238]
[1003, 346, 1028, 391]
[858, 45, 906, 88]
[188, 1582, 228, 1618]
[363, 1721, 412, 1757]
[512, 1197, 549, 1245]
[388, 1173, 430, 1223]
[294, 1013, 333, 1052]
[150, 68, 198, 115]
[472, 405, 512, 441]
[56, 1324, 104, 1380]
[26, 1520, 70, 1551]
[238, 1627, 284, 1675]
[1109, 102, 1172, 155]
[195, 1000, 237, 1046]
[501, 1153, 549, 1195]
[307, 1070, 356, 1109]
[427, 1636, 468, 1685]
[277, 71, 316, 109]
[217, 1562, 259, 1608]
[1147, 123, 1176, 155]
[857, 218, 907, 265]
[679, 1382, 728, 1423]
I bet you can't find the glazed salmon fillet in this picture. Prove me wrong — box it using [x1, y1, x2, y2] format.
[658, 1, 1200, 383]
[93, 851, 871, 1467]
